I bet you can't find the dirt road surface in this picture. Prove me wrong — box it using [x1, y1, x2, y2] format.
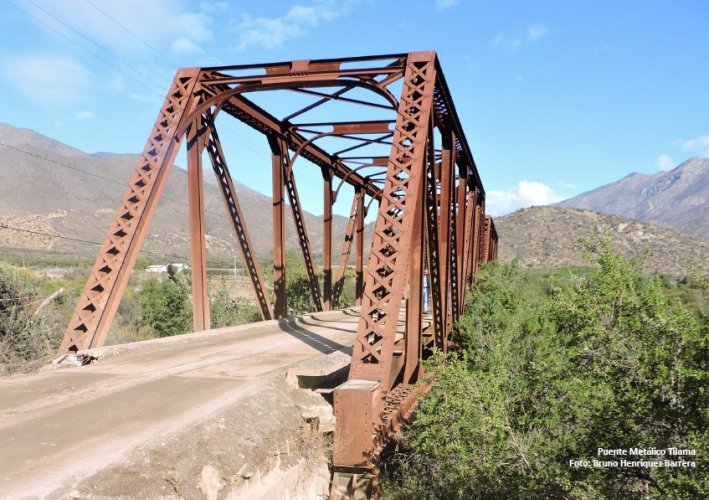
[0, 309, 360, 499]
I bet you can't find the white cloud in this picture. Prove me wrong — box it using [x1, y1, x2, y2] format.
[493, 33, 521, 49]
[232, 1, 356, 51]
[22, 1, 215, 62]
[682, 133, 709, 157]
[655, 153, 676, 171]
[436, 0, 460, 9]
[74, 110, 95, 120]
[170, 37, 204, 56]
[486, 181, 566, 216]
[527, 24, 549, 41]
[494, 23, 549, 49]
[169, 13, 213, 44]
[1, 55, 91, 104]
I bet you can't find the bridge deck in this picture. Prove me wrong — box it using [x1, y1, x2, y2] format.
[0, 309, 360, 498]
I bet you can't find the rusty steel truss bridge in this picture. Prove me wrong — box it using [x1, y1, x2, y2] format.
[57, 52, 498, 491]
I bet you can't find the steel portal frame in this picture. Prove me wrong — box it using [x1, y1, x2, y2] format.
[58, 52, 498, 476]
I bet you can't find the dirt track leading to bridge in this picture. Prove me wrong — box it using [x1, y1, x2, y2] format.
[0, 309, 361, 499]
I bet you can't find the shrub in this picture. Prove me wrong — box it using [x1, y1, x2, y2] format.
[0, 266, 56, 373]
[210, 284, 260, 328]
[383, 235, 708, 499]
[136, 273, 192, 337]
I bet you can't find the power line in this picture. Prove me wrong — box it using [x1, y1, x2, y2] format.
[0, 223, 228, 267]
[22, 0, 167, 91]
[0, 141, 234, 223]
[7, 0, 325, 197]
[82, 0, 177, 67]
[2, 0, 160, 95]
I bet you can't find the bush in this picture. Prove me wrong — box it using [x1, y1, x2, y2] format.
[210, 284, 260, 328]
[136, 272, 192, 337]
[383, 236, 708, 499]
[0, 266, 56, 373]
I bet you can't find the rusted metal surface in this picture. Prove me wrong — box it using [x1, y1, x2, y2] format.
[205, 119, 273, 320]
[354, 188, 365, 306]
[332, 191, 361, 308]
[58, 53, 497, 481]
[60, 69, 201, 352]
[333, 379, 381, 469]
[322, 172, 333, 311]
[285, 167, 323, 312]
[186, 116, 210, 332]
[269, 136, 287, 319]
[349, 52, 437, 385]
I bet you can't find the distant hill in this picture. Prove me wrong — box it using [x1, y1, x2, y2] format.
[496, 206, 709, 278]
[0, 123, 361, 264]
[556, 158, 709, 241]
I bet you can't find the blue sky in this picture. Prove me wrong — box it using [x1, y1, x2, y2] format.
[1, 0, 708, 217]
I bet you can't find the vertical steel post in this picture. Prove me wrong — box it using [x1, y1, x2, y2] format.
[461, 188, 476, 301]
[472, 196, 483, 277]
[424, 126, 444, 350]
[456, 173, 467, 313]
[335, 51, 437, 471]
[438, 132, 454, 339]
[346, 51, 437, 385]
[323, 171, 333, 311]
[187, 117, 210, 332]
[269, 136, 287, 318]
[355, 187, 365, 306]
[404, 172, 424, 385]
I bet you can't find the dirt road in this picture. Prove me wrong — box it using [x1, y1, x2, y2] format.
[0, 309, 360, 499]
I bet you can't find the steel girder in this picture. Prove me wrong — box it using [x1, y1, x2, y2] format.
[57, 53, 497, 481]
[204, 118, 273, 321]
[61, 70, 201, 352]
[332, 52, 496, 472]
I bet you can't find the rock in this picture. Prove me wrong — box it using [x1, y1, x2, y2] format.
[199, 465, 223, 500]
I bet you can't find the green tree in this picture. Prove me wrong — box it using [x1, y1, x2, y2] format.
[136, 272, 192, 337]
[284, 250, 316, 315]
[383, 236, 708, 499]
[133, 255, 150, 271]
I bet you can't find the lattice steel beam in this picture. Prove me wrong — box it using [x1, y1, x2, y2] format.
[348, 52, 437, 385]
[205, 119, 273, 320]
[60, 69, 201, 352]
[332, 192, 361, 308]
[285, 166, 323, 312]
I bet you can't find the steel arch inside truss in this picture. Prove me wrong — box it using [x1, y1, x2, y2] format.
[58, 52, 499, 479]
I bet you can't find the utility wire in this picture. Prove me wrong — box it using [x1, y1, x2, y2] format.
[0, 223, 227, 267]
[2, 0, 159, 95]
[82, 0, 177, 67]
[0, 141, 234, 222]
[6, 0, 329, 213]
[22, 0, 167, 90]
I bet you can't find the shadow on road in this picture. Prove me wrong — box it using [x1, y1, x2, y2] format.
[277, 317, 353, 356]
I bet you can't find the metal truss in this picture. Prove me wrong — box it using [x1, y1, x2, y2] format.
[57, 52, 498, 483]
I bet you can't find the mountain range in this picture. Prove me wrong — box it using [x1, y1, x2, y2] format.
[495, 206, 709, 277]
[0, 123, 360, 264]
[1, 123, 707, 278]
[556, 157, 708, 241]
